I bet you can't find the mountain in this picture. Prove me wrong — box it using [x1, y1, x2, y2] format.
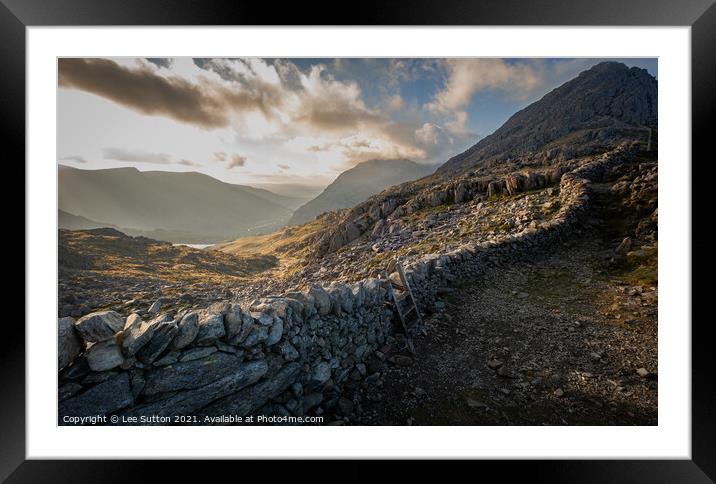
[58, 166, 293, 243]
[277, 61, 658, 258]
[438, 62, 657, 174]
[59, 209, 117, 231]
[288, 159, 437, 226]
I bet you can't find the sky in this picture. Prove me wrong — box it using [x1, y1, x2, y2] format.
[58, 57, 657, 192]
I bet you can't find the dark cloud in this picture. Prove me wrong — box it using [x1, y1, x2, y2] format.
[146, 58, 174, 69]
[58, 58, 281, 129]
[227, 154, 247, 169]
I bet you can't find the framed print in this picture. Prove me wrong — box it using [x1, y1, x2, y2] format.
[5, 0, 713, 480]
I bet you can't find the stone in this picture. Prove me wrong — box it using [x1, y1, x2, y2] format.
[487, 358, 503, 370]
[308, 286, 332, 316]
[147, 300, 162, 314]
[85, 338, 124, 371]
[265, 316, 284, 346]
[121, 360, 268, 421]
[195, 313, 226, 346]
[179, 346, 217, 362]
[554, 388, 565, 398]
[153, 351, 180, 366]
[242, 325, 269, 347]
[279, 340, 299, 361]
[636, 368, 649, 378]
[171, 312, 199, 349]
[143, 351, 246, 396]
[200, 362, 301, 418]
[58, 317, 82, 370]
[136, 321, 178, 365]
[223, 305, 247, 343]
[59, 373, 133, 420]
[308, 361, 331, 390]
[74, 311, 124, 342]
[121, 313, 156, 357]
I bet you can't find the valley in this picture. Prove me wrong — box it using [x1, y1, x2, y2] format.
[56, 61, 659, 426]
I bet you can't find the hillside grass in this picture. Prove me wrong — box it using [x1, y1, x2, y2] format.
[59, 229, 276, 285]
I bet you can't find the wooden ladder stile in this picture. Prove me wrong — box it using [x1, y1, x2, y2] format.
[383, 256, 421, 354]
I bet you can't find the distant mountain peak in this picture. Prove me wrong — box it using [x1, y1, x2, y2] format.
[438, 61, 657, 174]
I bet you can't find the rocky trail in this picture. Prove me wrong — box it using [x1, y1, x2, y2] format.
[355, 176, 658, 426]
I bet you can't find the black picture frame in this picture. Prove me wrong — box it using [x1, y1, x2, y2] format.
[4, 0, 712, 481]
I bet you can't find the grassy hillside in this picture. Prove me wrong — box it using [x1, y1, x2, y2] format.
[59, 228, 277, 285]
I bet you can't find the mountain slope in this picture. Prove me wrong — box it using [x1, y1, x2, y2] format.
[288, 159, 437, 225]
[287, 61, 658, 258]
[438, 62, 657, 174]
[58, 166, 293, 243]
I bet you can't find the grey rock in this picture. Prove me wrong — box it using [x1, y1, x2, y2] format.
[171, 312, 199, 349]
[86, 338, 124, 371]
[195, 313, 225, 346]
[265, 316, 283, 346]
[147, 300, 162, 314]
[74, 311, 124, 342]
[59, 373, 133, 420]
[153, 351, 180, 366]
[143, 351, 245, 396]
[58, 317, 82, 370]
[121, 360, 268, 421]
[308, 361, 331, 390]
[309, 286, 332, 316]
[242, 325, 269, 347]
[136, 321, 178, 365]
[179, 346, 217, 362]
[201, 362, 301, 418]
[279, 340, 299, 362]
[227, 311, 254, 346]
[121, 313, 156, 357]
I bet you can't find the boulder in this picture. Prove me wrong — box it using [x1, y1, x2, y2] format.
[121, 313, 156, 357]
[121, 360, 268, 421]
[58, 317, 82, 370]
[136, 321, 178, 365]
[59, 373, 133, 420]
[171, 312, 199, 349]
[308, 286, 332, 316]
[143, 351, 246, 396]
[308, 361, 331, 391]
[265, 316, 284, 346]
[194, 313, 225, 346]
[85, 338, 124, 371]
[74, 311, 124, 342]
[200, 362, 301, 418]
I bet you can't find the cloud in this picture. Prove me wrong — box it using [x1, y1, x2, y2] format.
[58, 58, 283, 129]
[277, 164, 290, 170]
[146, 58, 174, 69]
[59, 155, 87, 163]
[427, 59, 543, 113]
[60, 57, 480, 171]
[102, 147, 199, 166]
[227, 154, 247, 169]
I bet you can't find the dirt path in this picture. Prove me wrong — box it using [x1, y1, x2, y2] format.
[355, 180, 658, 426]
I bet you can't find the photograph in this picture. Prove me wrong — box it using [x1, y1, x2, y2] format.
[56, 56, 659, 426]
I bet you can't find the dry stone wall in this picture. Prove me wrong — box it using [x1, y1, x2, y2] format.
[57, 146, 632, 425]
